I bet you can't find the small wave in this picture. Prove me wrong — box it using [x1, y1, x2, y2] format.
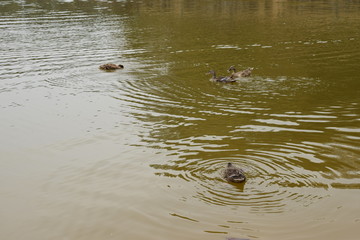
[150, 151, 329, 213]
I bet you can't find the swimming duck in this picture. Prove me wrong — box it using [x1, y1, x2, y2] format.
[223, 163, 246, 183]
[99, 63, 124, 70]
[228, 66, 253, 78]
[207, 70, 236, 83]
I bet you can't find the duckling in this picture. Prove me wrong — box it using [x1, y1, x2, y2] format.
[228, 66, 254, 78]
[99, 63, 124, 70]
[222, 162, 246, 183]
[207, 70, 236, 83]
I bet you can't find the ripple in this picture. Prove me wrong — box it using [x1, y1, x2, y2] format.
[231, 125, 323, 133]
[326, 127, 360, 133]
[269, 113, 337, 119]
[111, 63, 359, 213]
[254, 119, 299, 126]
[150, 146, 331, 213]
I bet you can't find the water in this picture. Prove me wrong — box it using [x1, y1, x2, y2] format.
[0, 1, 359, 240]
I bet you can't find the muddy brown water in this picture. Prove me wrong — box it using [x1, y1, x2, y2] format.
[1, 1, 359, 240]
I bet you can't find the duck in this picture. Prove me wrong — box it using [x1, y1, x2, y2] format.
[99, 63, 124, 70]
[228, 66, 254, 78]
[207, 70, 236, 83]
[222, 162, 246, 183]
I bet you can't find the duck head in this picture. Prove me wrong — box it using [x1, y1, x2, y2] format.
[224, 162, 246, 183]
[227, 65, 236, 73]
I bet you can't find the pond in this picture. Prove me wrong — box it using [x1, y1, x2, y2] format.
[0, 1, 359, 240]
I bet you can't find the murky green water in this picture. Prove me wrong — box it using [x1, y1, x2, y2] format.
[1, 1, 359, 240]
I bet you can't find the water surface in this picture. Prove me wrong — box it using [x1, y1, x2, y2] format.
[0, 1, 359, 240]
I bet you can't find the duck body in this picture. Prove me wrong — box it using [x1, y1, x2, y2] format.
[99, 63, 124, 70]
[228, 66, 253, 78]
[222, 163, 246, 183]
[207, 70, 236, 83]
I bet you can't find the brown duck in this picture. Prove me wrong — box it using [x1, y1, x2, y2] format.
[99, 63, 124, 70]
[207, 70, 236, 83]
[222, 163, 246, 183]
[228, 66, 253, 78]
